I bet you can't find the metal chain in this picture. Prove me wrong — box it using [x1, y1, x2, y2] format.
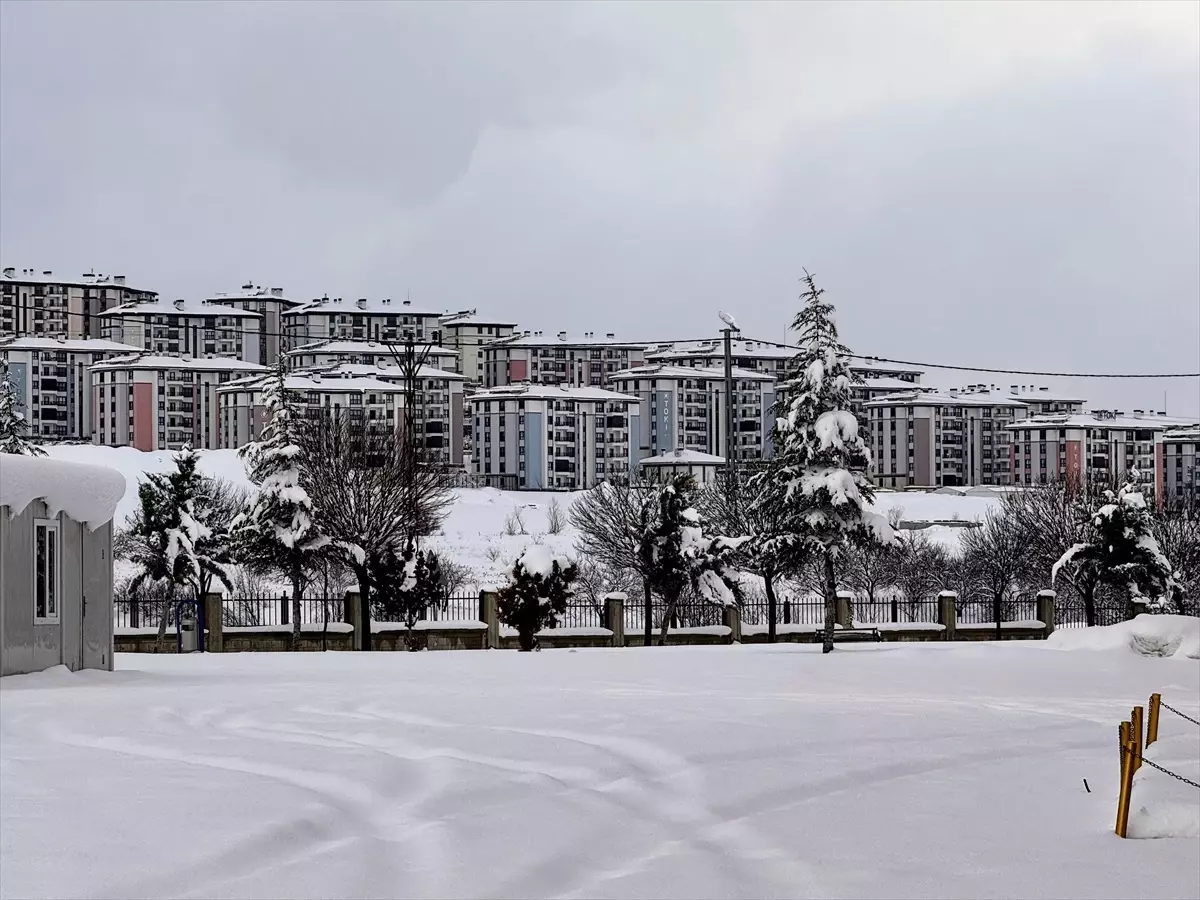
[1160, 702, 1200, 728]
[1119, 738, 1200, 791]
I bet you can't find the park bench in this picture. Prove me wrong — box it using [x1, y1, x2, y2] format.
[829, 626, 882, 643]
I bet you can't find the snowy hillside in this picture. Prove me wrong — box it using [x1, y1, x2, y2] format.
[44, 446, 999, 586]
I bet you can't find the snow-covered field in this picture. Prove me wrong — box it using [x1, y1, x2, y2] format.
[43, 446, 997, 586]
[3, 639, 1197, 900]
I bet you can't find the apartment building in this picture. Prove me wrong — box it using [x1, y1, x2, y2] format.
[608, 364, 777, 465]
[865, 390, 1030, 488]
[483, 332, 648, 389]
[470, 383, 640, 490]
[286, 339, 459, 373]
[1, 268, 157, 340]
[1156, 427, 1200, 508]
[1006, 410, 1197, 492]
[282, 297, 444, 347]
[0, 336, 140, 441]
[439, 310, 517, 384]
[99, 298, 263, 364]
[90, 354, 268, 451]
[205, 284, 302, 367]
[217, 362, 466, 466]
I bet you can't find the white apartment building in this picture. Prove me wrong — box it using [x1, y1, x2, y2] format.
[865, 390, 1031, 488]
[1156, 427, 1200, 508]
[1, 268, 157, 339]
[90, 354, 268, 451]
[0, 336, 140, 441]
[644, 338, 922, 414]
[471, 383, 640, 491]
[205, 284, 302, 367]
[286, 339, 459, 373]
[99, 298, 263, 364]
[608, 364, 777, 465]
[217, 362, 466, 466]
[1006, 410, 1196, 492]
[282, 297, 444, 346]
[439, 310, 517, 384]
[483, 331, 648, 389]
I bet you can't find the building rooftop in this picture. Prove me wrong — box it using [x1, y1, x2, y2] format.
[611, 363, 776, 382]
[288, 339, 458, 359]
[283, 297, 443, 317]
[856, 375, 924, 391]
[99, 298, 261, 319]
[641, 449, 727, 466]
[471, 382, 640, 403]
[1006, 412, 1198, 431]
[489, 331, 650, 349]
[1161, 427, 1200, 441]
[864, 390, 1028, 409]
[1, 267, 155, 294]
[206, 284, 303, 306]
[645, 338, 793, 362]
[0, 336, 142, 354]
[90, 354, 269, 372]
[296, 362, 466, 382]
[439, 309, 518, 328]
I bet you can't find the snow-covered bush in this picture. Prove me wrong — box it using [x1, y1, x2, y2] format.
[371, 542, 444, 650]
[497, 545, 578, 651]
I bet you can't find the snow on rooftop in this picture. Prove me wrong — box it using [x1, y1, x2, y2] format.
[284, 297, 443, 317]
[493, 332, 650, 348]
[1162, 426, 1200, 441]
[0, 454, 126, 529]
[440, 310, 518, 327]
[288, 339, 458, 358]
[855, 375, 923, 391]
[471, 382, 640, 403]
[295, 362, 465, 381]
[206, 285, 302, 306]
[0, 268, 155, 294]
[89, 354, 268, 372]
[1006, 412, 1198, 431]
[641, 449, 727, 465]
[864, 390, 1028, 409]
[611, 363, 775, 382]
[99, 299, 261, 318]
[0, 337, 141, 354]
[645, 339, 793, 361]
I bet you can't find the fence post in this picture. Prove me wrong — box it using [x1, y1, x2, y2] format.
[937, 591, 958, 641]
[604, 593, 626, 648]
[1115, 722, 1135, 838]
[783, 599, 792, 625]
[280, 593, 290, 626]
[344, 590, 362, 650]
[1147, 693, 1161, 746]
[723, 604, 742, 644]
[481, 590, 500, 650]
[203, 593, 223, 653]
[1036, 590, 1056, 638]
[1130, 706, 1144, 773]
[835, 590, 853, 628]
[1131, 598, 1148, 619]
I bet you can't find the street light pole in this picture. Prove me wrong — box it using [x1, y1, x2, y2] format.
[722, 325, 736, 474]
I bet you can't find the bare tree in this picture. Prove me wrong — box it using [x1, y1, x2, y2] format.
[545, 497, 567, 535]
[1153, 494, 1200, 614]
[570, 478, 659, 644]
[886, 529, 948, 622]
[573, 555, 642, 618]
[299, 412, 454, 649]
[960, 509, 1031, 639]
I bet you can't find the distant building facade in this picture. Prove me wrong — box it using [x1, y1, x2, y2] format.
[283, 297, 444, 347]
[439, 310, 517, 384]
[99, 298, 263, 364]
[1, 268, 157, 340]
[483, 332, 648, 389]
[1156, 427, 1200, 508]
[204, 284, 301, 367]
[286, 339, 459, 373]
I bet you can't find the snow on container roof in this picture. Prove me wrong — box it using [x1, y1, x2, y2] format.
[0, 454, 126, 530]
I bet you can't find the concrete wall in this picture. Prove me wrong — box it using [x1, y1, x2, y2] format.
[0, 501, 114, 676]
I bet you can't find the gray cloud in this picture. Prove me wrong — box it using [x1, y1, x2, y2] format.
[2, 0, 1197, 413]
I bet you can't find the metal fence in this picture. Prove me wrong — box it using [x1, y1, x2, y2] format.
[547, 602, 606, 630]
[956, 596, 1040, 625]
[369, 591, 483, 624]
[624, 600, 726, 633]
[853, 597, 941, 625]
[739, 596, 825, 626]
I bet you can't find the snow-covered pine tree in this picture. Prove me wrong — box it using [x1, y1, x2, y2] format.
[497, 545, 578, 651]
[369, 541, 445, 650]
[639, 473, 746, 645]
[235, 356, 327, 646]
[1053, 468, 1175, 614]
[751, 271, 892, 653]
[0, 363, 46, 456]
[126, 443, 232, 645]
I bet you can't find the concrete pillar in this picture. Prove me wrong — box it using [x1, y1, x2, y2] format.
[481, 590, 500, 650]
[723, 604, 742, 643]
[1036, 590, 1057, 638]
[604, 592, 626, 648]
[203, 593, 223, 653]
[836, 590, 854, 628]
[937, 591, 958, 641]
[344, 591, 362, 651]
[1131, 598, 1148, 619]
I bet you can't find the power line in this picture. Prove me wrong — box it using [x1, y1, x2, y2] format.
[738, 335, 1200, 380]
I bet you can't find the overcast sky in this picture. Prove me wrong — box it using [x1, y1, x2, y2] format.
[2, 0, 1197, 414]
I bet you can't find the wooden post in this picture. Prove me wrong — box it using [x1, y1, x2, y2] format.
[1115, 728, 1136, 838]
[1147, 693, 1161, 746]
[1131, 706, 1144, 773]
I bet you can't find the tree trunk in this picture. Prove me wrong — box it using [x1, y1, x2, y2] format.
[764, 565, 778, 644]
[643, 580, 652, 647]
[658, 594, 679, 646]
[822, 550, 837, 654]
[290, 568, 303, 650]
[517, 628, 536, 651]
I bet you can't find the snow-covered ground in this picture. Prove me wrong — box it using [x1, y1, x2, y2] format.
[2, 642, 1197, 900]
[43, 446, 998, 588]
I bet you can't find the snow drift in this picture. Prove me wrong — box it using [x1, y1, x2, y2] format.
[1046, 614, 1200, 660]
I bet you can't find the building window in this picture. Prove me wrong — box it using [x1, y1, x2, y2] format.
[34, 519, 60, 623]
